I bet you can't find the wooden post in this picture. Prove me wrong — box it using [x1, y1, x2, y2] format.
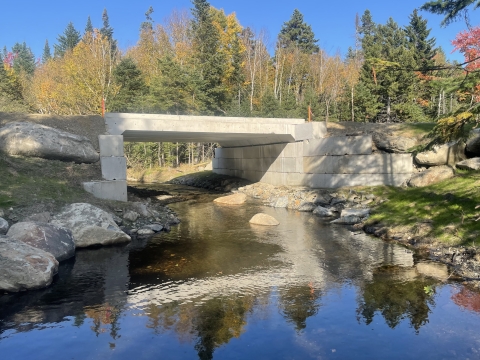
[101, 98, 106, 117]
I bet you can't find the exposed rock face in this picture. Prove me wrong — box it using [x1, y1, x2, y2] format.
[415, 141, 466, 166]
[0, 122, 99, 163]
[408, 166, 455, 187]
[213, 193, 247, 205]
[373, 133, 417, 153]
[7, 222, 75, 262]
[456, 158, 480, 171]
[51, 203, 131, 248]
[249, 213, 280, 226]
[313, 206, 335, 217]
[466, 129, 480, 156]
[0, 235, 58, 292]
[0, 217, 9, 235]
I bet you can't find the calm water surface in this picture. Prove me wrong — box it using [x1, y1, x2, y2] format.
[1, 184, 480, 359]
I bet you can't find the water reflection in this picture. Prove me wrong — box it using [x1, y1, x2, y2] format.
[1, 185, 480, 359]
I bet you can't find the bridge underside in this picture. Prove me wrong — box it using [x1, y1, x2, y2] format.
[83, 113, 414, 202]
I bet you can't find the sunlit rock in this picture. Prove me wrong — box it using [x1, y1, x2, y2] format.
[249, 213, 279, 226]
[213, 193, 246, 205]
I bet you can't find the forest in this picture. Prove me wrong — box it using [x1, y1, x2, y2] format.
[1, 0, 479, 168]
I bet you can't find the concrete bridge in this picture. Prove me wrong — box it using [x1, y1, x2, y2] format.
[84, 113, 413, 202]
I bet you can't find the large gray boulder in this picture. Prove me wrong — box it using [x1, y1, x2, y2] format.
[0, 235, 59, 292]
[456, 158, 480, 171]
[313, 206, 335, 217]
[415, 141, 466, 166]
[0, 217, 9, 235]
[51, 203, 131, 248]
[373, 133, 418, 153]
[7, 222, 75, 262]
[0, 122, 99, 163]
[466, 129, 480, 156]
[408, 166, 455, 187]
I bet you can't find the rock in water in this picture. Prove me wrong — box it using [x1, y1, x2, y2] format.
[313, 206, 335, 217]
[340, 208, 370, 218]
[51, 203, 131, 248]
[408, 166, 455, 187]
[0, 217, 9, 235]
[249, 213, 280, 226]
[456, 158, 480, 171]
[298, 202, 317, 212]
[415, 141, 466, 166]
[213, 193, 247, 205]
[7, 222, 75, 262]
[0, 235, 58, 292]
[0, 122, 99, 163]
[331, 215, 363, 225]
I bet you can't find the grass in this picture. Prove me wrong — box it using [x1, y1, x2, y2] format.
[363, 170, 480, 246]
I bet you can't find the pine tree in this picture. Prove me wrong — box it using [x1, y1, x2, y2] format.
[421, 0, 480, 26]
[279, 9, 319, 53]
[85, 16, 93, 34]
[110, 58, 147, 112]
[191, 0, 227, 114]
[405, 9, 437, 72]
[42, 39, 52, 63]
[12, 42, 36, 76]
[54, 22, 81, 57]
[100, 9, 117, 54]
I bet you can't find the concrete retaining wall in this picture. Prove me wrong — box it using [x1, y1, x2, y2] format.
[213, 135, 413, 188]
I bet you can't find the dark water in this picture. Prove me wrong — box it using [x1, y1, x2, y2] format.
[1, 185, 480, 360]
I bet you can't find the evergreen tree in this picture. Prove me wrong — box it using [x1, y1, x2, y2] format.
[54, 22, 81, 57]
[110, 58, 147, 112]
[42, 39, 52, 63]
[85, 16, 93, 34]
[12, 42, 36, 76]
[405, 9, 436, 72]
[100, 9, 117, 54]
[279, 9, 319, 53]
[191, 0, 227, 114]
[421, 0, 480, 26]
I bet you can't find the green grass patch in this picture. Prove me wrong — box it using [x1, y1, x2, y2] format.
[364, 171, 480, 246]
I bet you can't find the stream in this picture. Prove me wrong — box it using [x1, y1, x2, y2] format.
[1, 184, 480, 359]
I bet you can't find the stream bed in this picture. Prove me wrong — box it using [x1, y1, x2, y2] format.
[1, 184, 480, 359]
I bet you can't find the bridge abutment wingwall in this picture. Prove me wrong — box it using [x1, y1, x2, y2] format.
[213, 130, 413, 188]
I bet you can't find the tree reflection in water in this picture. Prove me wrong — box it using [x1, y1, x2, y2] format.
[356, 266, 437, 332]
[452, 287, 480, 313]
[278, 284, 321, 331]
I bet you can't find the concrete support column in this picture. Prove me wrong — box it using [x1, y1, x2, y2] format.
[83, 135, 128, 202]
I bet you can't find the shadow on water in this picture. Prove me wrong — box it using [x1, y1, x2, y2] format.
[1, 184, 480, 359]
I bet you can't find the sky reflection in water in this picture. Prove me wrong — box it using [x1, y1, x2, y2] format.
[1, 185, 480, 359]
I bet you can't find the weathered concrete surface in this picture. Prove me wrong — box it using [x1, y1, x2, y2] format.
[303, 136, 372, 156]
[99, 135, 124, 157]
[415, 141, 466, 166]
[303, 154, 413, 174]
[0, 122, 99, 163]
[0, 235, 59, 292]
[249, 213, 279, 226]
[100, 157, 127, 181]
[105, 113, 310, 147]
[51, 203, 131, 247]
[83, 180, 127, 202]
[7, 222, 75, 262]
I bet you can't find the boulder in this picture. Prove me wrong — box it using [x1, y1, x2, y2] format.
[331, 215, 363, 225]
[0, 217, 9, 235]
[298, 202, 317, 212]
[7, 222, 75, 262]
[249, 213, 279, 226]
[123, 210, 139, 222]
[466, 129, 480, 156]
[130, 202, 151, 217]
[373, 133, 418, 153]
[456, 158, 480, 171]
[408, 166, 455, 187]
[213, 193, 246, 205]
[415, 141, 466, 166]
[272, 196, 289, 208]
[0, 122, 99, 163]
[137, 228, 155, 236]
[24, 212, 51, 223]
[340, 208, 370, 218]
[51, 203, 131, 248]
[0, 235, 58, 292]
[313, 206, 335, 217]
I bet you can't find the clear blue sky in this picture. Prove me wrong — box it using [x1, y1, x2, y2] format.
[2, 0, 479, 62]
